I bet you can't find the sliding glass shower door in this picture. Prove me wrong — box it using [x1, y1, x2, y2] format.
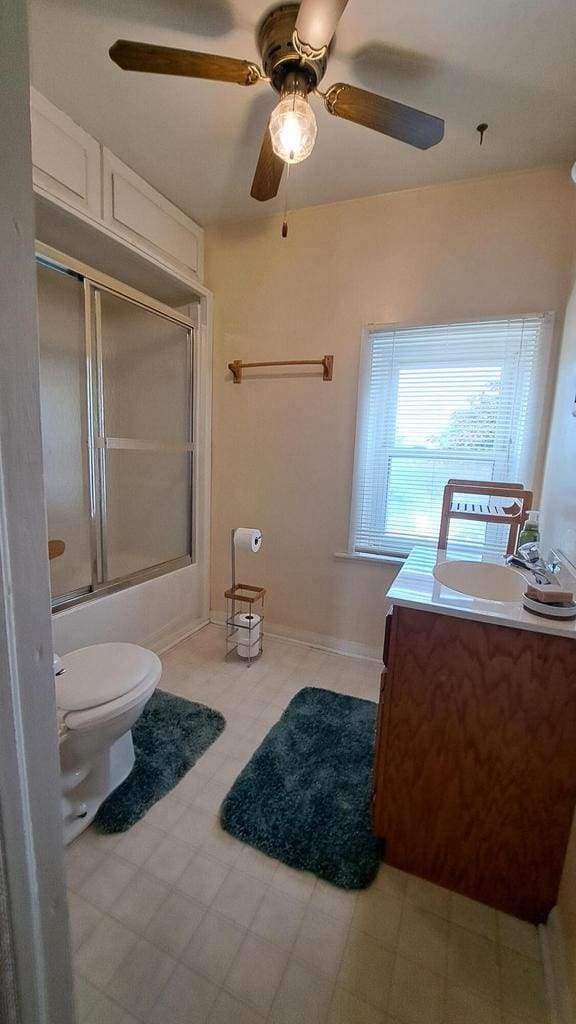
[37, 254, 195, 608]
[95, 287, 194, 582]
[38, 263, 92, 600]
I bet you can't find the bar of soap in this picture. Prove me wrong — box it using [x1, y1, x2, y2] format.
[525, 583, 574, 604]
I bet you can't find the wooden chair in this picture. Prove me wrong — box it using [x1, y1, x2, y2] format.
[438, 479, 533, 555]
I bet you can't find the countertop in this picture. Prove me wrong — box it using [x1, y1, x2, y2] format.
[387, 546, 576, 640]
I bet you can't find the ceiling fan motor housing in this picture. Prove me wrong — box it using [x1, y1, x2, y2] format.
[258, 4, 327, 93]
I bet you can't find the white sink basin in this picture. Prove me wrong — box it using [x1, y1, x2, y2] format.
[433, 559, 527, 602]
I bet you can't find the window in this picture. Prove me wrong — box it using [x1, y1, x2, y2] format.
[350, 315, 552, 558]
[37, 255, 195, 609]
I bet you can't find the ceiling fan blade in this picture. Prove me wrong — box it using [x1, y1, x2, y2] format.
[250, 126, 284, 202]
[294, 0, 349, 57]
[324, 83, 444, 149]
[109, 40, 263, 86]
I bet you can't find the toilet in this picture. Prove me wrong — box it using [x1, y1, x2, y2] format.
[56, 642, 161, 845]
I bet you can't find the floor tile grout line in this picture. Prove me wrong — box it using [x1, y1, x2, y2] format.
[73, 851, 338, 984]
[218, 920, 337, 1024]
[383, 876, 409, 1018]
[78, 974, 149, 1024]
[76, 872, 424, 991]
[73, 856, 364, 1019]
[79, 913, 181, 1022]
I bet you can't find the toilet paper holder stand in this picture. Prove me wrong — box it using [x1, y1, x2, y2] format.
[224, 528, 266, 664]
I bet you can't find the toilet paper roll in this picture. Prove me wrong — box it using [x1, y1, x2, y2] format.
[237, 637, 260, 659]
[236, 613, 261, 643]
[234, 527, 262, 553]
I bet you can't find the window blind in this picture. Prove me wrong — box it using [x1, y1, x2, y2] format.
[350, 316, 550, 557]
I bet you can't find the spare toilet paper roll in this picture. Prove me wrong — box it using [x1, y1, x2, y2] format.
[237, 613, 261, 642]
[234, 528, 262, 553]
[237, 637, 260, 659]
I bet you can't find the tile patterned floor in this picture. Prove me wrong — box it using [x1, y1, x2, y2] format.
[68, 625, 550, 1024]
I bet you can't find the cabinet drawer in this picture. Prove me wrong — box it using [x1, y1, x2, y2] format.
[30, 88, 101, 220]
[103, 150, 204, 280]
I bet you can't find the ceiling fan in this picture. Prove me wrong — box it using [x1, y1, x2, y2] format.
[109, 0, 444, 204]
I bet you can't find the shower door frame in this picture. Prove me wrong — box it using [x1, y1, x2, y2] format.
[36, 245, 197, 611]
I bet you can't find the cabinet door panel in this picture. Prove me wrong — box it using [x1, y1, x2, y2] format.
[30, 87, 101, 219]
[103, 149, 204, 280]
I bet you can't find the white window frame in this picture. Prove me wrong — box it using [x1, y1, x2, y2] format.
[348, 313, 555, 561]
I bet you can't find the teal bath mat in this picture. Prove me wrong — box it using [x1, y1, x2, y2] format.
[220, 687, 380, 889]
[94, 689, 225, 833]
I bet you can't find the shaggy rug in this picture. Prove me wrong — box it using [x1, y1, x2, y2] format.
[93, 689, 225, 833]
[220, 686, 380, 889]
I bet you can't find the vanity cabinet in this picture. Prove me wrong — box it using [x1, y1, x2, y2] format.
[373, 604, 576, 923]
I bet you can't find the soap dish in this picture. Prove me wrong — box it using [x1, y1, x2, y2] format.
[522, 593, 576, 620]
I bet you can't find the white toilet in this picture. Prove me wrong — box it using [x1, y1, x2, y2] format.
[56, 642, 161, 845]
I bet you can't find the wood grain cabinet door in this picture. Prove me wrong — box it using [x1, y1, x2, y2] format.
[373, 605, 576, 923]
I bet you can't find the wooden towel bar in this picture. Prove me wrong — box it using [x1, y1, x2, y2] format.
[228, 355, 333, 383]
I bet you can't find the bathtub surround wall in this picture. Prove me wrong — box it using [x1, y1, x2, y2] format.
[541, 233, 576, 1019]
[207, 167, 575, 652]
[52, 563, 208, 656]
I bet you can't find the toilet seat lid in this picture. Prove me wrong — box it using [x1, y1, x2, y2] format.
[57, 643, 159, 711]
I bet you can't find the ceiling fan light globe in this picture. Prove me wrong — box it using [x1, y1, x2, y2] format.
[294, 0, 350, 54]
[269, 94, 317, 164]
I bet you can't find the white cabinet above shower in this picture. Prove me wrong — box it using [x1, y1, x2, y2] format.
[30, 87, 204, 285]
[30, 88, 101, 220]
[102, 149, 202, 281]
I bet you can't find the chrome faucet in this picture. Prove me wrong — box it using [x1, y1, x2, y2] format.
[504, 554, 550, 585]
[547, 549, 562, 575]
[504, 543, 562, 585]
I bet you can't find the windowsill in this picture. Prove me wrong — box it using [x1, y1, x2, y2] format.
[333, 551, 407, 567]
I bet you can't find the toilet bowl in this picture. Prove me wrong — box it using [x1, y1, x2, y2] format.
[57, 642, 161, 845]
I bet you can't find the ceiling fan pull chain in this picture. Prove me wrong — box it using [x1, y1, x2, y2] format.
[282, 162, 291, 238]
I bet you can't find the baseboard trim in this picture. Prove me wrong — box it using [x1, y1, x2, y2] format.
[540, 908, 574, 1024]
[209, 610, 381, 663]
[148, 616, 210, 656]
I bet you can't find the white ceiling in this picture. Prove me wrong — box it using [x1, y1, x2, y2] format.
[28, 0, 576, 226]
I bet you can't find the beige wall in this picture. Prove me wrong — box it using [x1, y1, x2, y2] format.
[541, 239, 576, 1009]
[207, 167, 574, 653]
